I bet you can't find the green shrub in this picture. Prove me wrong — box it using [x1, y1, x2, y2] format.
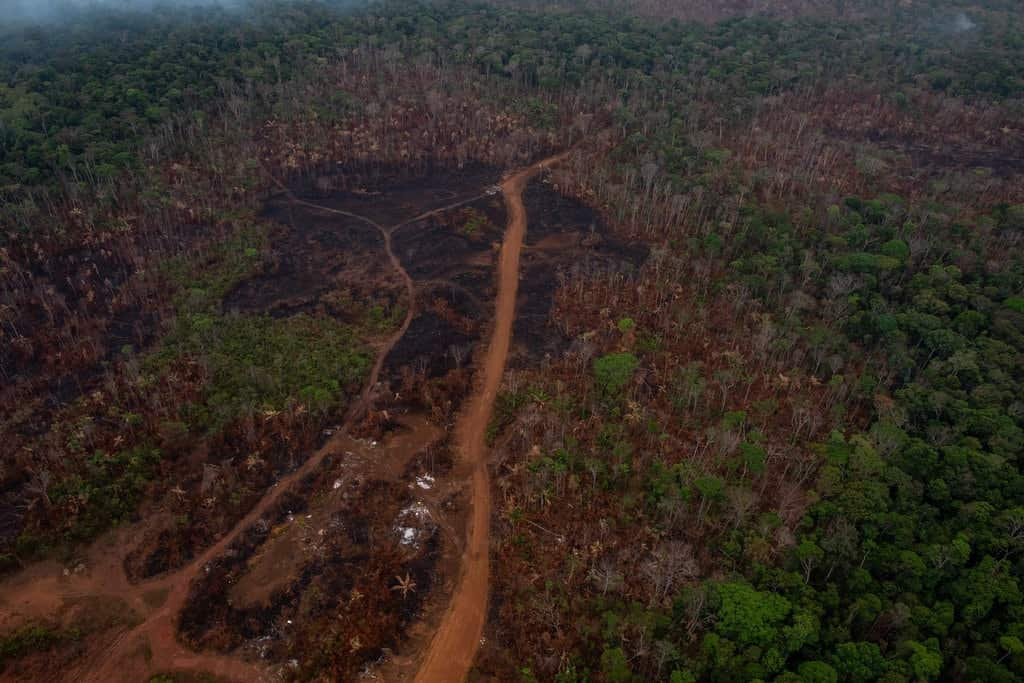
[146, 310, 370, 433]
[51, 446, 161, 541]
[0, 624, 65, 663]
[594, 352, 639, 395]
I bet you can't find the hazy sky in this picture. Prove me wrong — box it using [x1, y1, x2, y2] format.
[4, 0, 981, 32]
[6, 0, 249, 25]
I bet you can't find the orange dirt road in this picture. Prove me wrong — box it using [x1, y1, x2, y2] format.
[71, 176, 419, 683]
[1, 155, 568, 683]
[413, 151, 569, 683]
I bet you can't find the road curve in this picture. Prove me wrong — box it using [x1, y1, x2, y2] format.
[77, 179, 418, 683]
[413, 150, 569, 683]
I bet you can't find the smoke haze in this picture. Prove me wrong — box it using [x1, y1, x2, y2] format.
[952, 12, 977, 33]
[6, 0, 250, 26]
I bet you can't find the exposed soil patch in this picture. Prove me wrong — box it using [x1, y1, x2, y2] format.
[0, 152, 647, 683]
[179, 414, 450, 679]
[227, 416, 444, 610]
[226, 508, 327, 612]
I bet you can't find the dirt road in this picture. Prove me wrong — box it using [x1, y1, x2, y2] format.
[73, 181, 419, 683]
[1, 154, 567, 683]
[412, 151, 569, 683]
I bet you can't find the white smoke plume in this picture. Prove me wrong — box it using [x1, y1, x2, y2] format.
[952, 12, 976, 33]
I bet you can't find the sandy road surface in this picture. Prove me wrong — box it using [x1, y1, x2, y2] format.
[1, 153, 568, 683]
[412, 151, 569, 683]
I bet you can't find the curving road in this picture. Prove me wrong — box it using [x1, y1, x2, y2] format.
[7, 153, 570, 683]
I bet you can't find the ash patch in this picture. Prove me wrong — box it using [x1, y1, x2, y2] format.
[393, 218, 493, 281]
[224, 204, 389, 319]
[511, 180, 648, 366]
[391, 194, 506, 282]
[292, 161, 501, 228]
[384, 310, 476, 381]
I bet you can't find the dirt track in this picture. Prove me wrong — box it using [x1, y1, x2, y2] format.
[0, 154, 567, 683]
[70, 179, 420, 683]
[412, 152, 569, 683]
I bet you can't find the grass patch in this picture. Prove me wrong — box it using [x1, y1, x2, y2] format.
[51, 446, 161, 542]
[150, 312, 371, 431]
[161, 227, 268, 313]
[459, 207, 489, 238]
[0, 624, 75, 668]
[147, 224, 372, 431]
[42, 224, 370, 547]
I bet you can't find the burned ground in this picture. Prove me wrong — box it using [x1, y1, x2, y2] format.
[223, 201, 394, 321]
[166, 166, 648, 677]
[177, 416, 449, 681]
[292, 161, 501, 226]
[511, 180, 649, 367]
[0, 158, 648, 682]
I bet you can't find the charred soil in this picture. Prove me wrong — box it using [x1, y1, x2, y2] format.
[0, 153, 651, 683]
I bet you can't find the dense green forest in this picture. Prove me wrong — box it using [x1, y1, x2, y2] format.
[1, 0, 1023, 681]
[2, 0, 1021, 203]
